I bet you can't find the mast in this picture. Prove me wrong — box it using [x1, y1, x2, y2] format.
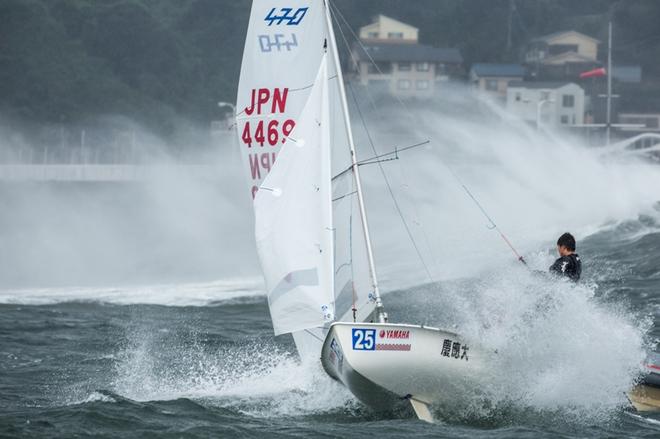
[606, 20, 613, 145]
[323, 0, 387, 323]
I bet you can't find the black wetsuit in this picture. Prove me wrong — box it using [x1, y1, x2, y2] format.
[549, 253, 581, 282]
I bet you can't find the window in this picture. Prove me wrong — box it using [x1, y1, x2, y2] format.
[367, 32, 379, 39]
[416, 62, 430, 72]
[561, 115, 569, 124]
[416, 80, 429, 90]
[562, 94, 575, 108]
[388, 32, 404, 39]
[548, 44, 579, 55]
[515, 92, 522, 102]
[398, 62, 411, 71]
[397, 79, 411, 90]
[485, 79, 498, 91]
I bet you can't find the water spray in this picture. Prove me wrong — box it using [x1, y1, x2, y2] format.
[447, 166, 528, 266]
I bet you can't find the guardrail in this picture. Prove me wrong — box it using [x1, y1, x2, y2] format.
[0, 164, 221, 182]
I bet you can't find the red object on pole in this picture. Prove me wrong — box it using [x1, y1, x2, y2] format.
[579, 67, 607, 79]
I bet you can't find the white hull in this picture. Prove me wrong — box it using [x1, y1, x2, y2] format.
[321, 322, 482, 419]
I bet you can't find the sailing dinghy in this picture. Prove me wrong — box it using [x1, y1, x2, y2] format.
[235, 0, 480, 421]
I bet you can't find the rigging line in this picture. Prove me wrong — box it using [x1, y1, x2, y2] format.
[363, 140, 430, 160]
[290, 74, 339, 92]
[332, 140, 430, 181]
[445, 165, 527, 266]
[304, 329, 325, 342]
[349, 189, 357, 322]
[346, 80, 435, 282]
[332, 190, 357, 202]
[357, 157, 399, 167]
[331, 3, 524, 269]
[395, 146, 442, 274]
[330, 4, 437, 282]
[330, 3, 435, 283]
[329, 2, 417, 127]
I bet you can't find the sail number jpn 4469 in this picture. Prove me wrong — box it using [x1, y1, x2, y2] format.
[240, 87, 297, 197]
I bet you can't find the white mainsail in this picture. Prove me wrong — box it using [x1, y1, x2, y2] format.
[236, 1, 325, 196]
[236, 0, 379, 343]
[254, 57, 334, 335]
[238, 3, 478, 421]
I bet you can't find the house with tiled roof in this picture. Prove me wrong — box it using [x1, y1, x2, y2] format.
[350, 15, 463, 98]
[525, 30, 602, 79]
[469, 63, 526, 98]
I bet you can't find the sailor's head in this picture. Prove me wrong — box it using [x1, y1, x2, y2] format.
[556, 232, 576, 257]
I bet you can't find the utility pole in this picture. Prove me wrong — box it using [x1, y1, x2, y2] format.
[80, 129, 86, 164]
[506, 0, 514, 55]
[606, 21, 613, 145]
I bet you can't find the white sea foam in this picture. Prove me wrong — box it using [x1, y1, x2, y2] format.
[399, 262, 651, 422]
[64, 391, 117, 406]
[111, 334, 355, 417]
[356, 94, 660, 290]
[7, 91, 660, 423]
[0, 278, 264, 306]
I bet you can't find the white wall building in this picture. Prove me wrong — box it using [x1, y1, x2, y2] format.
[351, 15, 463, 98]
[506, 81, 585, 127]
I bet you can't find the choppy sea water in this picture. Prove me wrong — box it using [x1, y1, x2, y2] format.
[2, 214, 660, 438]
[3, 97, 660, 437]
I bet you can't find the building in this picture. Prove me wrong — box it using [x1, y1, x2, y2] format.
[469, 63, 526, 98]
[351, 15, 463, 98]
[525, 31, 601, 80]
[359, 14, 418, 43]
[506, 81, 585, 127]
[525, 30, 599, 64]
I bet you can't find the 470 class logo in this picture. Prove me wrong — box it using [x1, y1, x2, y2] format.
[264, 7, 308, 26]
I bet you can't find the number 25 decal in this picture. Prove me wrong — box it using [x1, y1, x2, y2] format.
[352, 328, 376, 351]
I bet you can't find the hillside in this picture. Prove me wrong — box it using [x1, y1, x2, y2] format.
[1, 0, 659, 136]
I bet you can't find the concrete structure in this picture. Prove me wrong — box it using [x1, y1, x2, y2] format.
[469, 63, 526, 98]
[619, 113, 660, 132]
[506, 81, 585, 128]
[0, 165, 220, 182]
[351, 15, 463, 98]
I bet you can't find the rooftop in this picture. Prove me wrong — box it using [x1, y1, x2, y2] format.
[508, 81, 577, 89]
[532, 30, 600, 44]
[356, 43, 463, 64]
[470, 63, 526, 77]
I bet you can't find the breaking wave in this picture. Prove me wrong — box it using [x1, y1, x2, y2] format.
[0, 278, 264, 306]
[109, 329, 356, 418]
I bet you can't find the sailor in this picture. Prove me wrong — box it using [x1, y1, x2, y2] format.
[549, 232, 581, 282]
